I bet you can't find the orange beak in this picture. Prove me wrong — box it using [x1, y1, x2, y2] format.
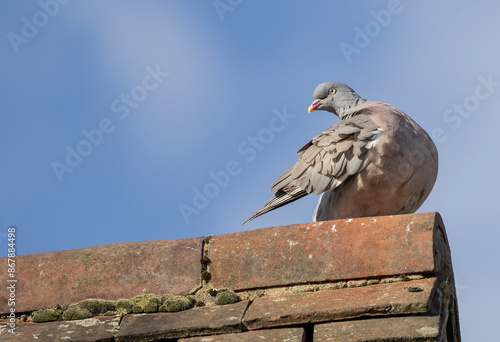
[308, 99, 321, 113]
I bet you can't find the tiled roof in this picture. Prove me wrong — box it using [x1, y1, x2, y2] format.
[0, 212, 460, 341]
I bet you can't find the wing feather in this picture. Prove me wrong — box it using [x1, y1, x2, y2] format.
[245, 113, 381, 223]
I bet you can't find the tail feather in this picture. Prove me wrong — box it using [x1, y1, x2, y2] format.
[243, 188, 308, 225]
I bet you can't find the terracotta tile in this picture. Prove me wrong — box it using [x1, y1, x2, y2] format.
[243, 278, 437, 330]
[314, 316, 440, 341]
[179, 327, 305, 342]
[208, 212, 444, 290]
[0, 238, 203, 314]
[115, 301, 249, 341]
[0, 316, 120, 342]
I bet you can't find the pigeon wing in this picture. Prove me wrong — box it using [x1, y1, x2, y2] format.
[244, 114, 381, 224]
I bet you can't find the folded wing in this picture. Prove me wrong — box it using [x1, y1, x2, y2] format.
[244, 114, 381, 224]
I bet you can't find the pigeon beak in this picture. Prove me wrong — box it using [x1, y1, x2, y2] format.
[308, 99, 322, 113]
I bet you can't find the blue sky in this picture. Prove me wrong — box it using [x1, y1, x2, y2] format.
[1, 0, 499, 339]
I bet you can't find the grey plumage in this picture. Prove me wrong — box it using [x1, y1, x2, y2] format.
[244, 82, 438, 224]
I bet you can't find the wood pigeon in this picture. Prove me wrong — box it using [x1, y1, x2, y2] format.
[245, 82, 438, 224]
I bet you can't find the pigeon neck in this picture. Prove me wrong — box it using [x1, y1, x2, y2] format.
[337, 97, 366, 120]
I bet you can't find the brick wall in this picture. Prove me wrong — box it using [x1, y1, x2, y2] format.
[0, 212, 460, 341]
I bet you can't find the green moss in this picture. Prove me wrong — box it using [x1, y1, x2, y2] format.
[113, 298, 133, 315]
[131, 294, 162, 313]
[31, 293, 197, 322]
[76, 299, 115, 316]
[215, 289, 240, 305]
[201, 271, 212, 282]
[61, 304, 93, 321]
[32, 308, 64, 323]
[187, 295, 197, 306]
[204, 235, 213, 245]
[159, 295, 195, 312]
[188, 296, 197, 307]
[200, 256, 211, 272]
[405, 286, 424, 292]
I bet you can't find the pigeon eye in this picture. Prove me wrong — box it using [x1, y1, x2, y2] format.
[329, 88, 336, 95]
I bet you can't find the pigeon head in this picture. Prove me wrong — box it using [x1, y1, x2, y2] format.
[308, 82, 366, 120]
